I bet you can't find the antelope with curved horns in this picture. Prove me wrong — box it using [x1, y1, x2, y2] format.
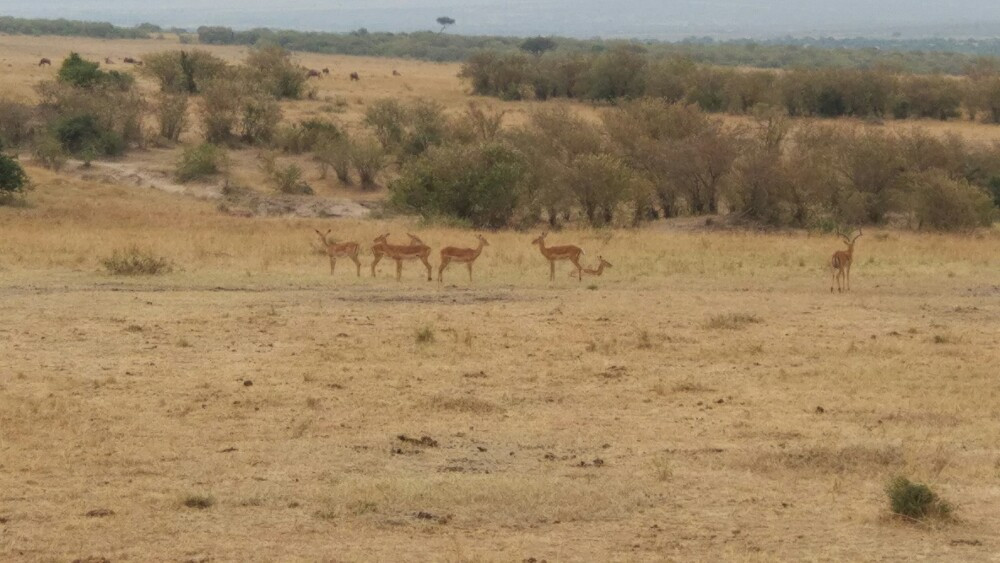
[439, 234, 489, 283]
[314, 229, 361, 276]
[532, 232, 584, 281]
[831, 227, 862, 293]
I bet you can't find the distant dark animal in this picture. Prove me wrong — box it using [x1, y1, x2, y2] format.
[350, 72, 360, 81]
[104, 57, 114, 64]
[392, 69, 401, 76]
[123, 57, 142, 65]
[38, 58, 51, 67]
[307, 69, 322, 78]
[322, 68, 330, 75]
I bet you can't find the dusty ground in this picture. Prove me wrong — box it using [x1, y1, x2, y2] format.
[2, 34, 1000, 562]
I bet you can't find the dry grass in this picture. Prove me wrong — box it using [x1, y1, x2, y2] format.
[1, 34, 1000, 562]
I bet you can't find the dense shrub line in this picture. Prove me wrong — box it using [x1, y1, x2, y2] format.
[389, 102, 998, 231]
[461, 49, 1000, 123]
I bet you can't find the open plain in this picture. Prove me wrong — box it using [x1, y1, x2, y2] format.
[1, 33, 1000, 561]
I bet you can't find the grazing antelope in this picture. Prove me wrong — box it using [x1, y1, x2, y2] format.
[349, 72, 360, 81]
[439, 234, 489, 283]
[392, 69, 401, 76]
[322, 68, 330, 75]
[572, 255, 612, 277]
[38, 58, 51, 66]
[830, 228, 862, 293]
[372, 234, 433, 281]
[532, 232, 585, 281]
[306, 69, 322, 78]
[314, 229, 361, 277]
[104, 57, 114, 64]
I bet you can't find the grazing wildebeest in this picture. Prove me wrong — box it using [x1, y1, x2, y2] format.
[322, 68, 330, 75]
[105, 57, 114, 64]
[38, 58, 51, 67]
[307, 69, 322, 78]
[349, 72, 360, 81]
[123, 57, 142, 65]
[392, 69, 401, 76]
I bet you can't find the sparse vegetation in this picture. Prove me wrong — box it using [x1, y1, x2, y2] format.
[176, 143, 227, 182]
[704, 313, 762, 330]
[415, 326, 435, 344]
[182, 494, 215, 509]
[101, 246, 174, 276]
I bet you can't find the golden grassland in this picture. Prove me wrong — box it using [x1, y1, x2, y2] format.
[2, 35, 1000, 561]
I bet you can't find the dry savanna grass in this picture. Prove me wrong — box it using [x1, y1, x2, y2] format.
[1, 34, 1000, 561]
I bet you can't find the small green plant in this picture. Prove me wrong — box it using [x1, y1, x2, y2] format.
[704, 313, 762, 330]
[886, 476, 952, 520]
[101, 246, 174, 276]
[182, 494, 215, 509]
[260, 153, 313, 195]
[176, 143, 226, 182]
[415, 326, 435, 344]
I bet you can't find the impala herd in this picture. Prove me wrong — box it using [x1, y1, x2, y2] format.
[316, 229, 861, 290]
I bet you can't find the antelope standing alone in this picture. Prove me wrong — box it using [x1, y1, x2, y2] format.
[830, 228, 862, 293]
[438, 234, 489, 283]
[532, 232, 585, 281]
[314, 229, 361, 276]
[372, 233, 433, 281]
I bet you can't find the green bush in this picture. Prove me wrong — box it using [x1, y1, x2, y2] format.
[350, 138, 387, 190]
[0, 100, 35, 148]
[157, 93, 188, 142]
[57, 52, 133, 90]
[243, 45, 306, 99]
[273, 119, 342, 154]
[31, 134, 67, 170]
[910, 171, 995, 230]
[142, 50, 229, 93]
[239, 92, 282, 144]
[886, 476, 952, 520]
[53, 114, 125, 157]
[391, 142, 526, 228]
[315, 136, 352, 184]
[260, 154, 313, 195]
[176, 143, 227, 182]
[101, 247, 174, 276]
[0, 152, 29, 203]
[199, 79, 241, 144]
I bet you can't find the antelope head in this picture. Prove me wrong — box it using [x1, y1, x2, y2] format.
[373, 232, 390, 244]
[531, 232, 547, 246]
[477, 234, 490, 247]
[315, 229, 333, 245]
[599, 256, 612, 269]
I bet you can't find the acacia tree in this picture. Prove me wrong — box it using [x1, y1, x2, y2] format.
[520, 36, 557, 55]
[436, 17, 455, 33]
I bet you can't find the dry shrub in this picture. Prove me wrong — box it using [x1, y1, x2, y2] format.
[101, 247, 174, 276]
[428, 395, 502, 414]
[747, 444, 903, 475]
[704, 313, 761, 330]
[886, 476, 952, 521]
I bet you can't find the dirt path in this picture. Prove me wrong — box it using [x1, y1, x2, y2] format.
[76, 160, 375, 218]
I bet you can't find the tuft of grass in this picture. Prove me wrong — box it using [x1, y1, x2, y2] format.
[704, 313, 761, 330]
[886, 476, 952, 521]
[428, 395, 502, 414]
[183, 494, 215, 509]
[932, 334, 952, 344]
[637, 329, 654, 349]
[101, 246, 174, 276]
[415, 326, 435, 344]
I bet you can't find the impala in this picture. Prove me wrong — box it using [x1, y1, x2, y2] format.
[373, 233, 433, 281]
[831, 228, 862, 293]
[314, 229, 361, 276]
[370, 232, 390, 277]
[439, 234, 489, 283]
[572, 255, 612, 277]
[532, 232, 585, 281]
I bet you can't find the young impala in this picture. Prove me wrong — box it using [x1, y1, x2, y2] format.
[572, 255, 612, 277]
[438, 234, 489, 283]
[369, 232, 390, 277]
[372, 233, 433, 281]
[830, 228, 862, 293]
[532, 232, 585, 281]
[314, 229, 361, 276]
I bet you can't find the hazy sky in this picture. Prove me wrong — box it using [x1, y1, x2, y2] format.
[2, 1, 1000, 38]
